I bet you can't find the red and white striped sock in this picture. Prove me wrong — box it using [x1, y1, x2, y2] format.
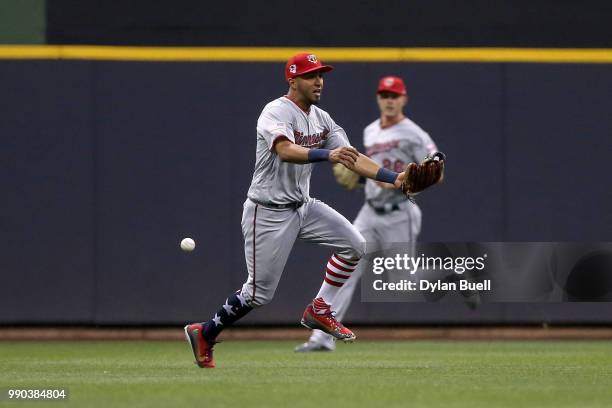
[314, 254, 359, 309]
[312, 297, 332, 315]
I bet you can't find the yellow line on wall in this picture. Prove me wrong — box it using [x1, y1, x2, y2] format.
[1, 45, 612, 63]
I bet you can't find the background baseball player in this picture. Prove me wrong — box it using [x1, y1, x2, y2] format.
[296, 76, 438, 352]
[184, 55, 442, 368]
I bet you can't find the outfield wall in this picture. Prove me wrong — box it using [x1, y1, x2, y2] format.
[45, 0, 612, 47]
[1, 58, 612, 325]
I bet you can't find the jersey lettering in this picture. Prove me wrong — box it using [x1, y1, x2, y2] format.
[294, 129, 330, 148]
[366, 140, 400, 156]
[381, 158, 405, 172]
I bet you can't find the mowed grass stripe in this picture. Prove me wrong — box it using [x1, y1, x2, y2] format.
[1, 340, 611, 408]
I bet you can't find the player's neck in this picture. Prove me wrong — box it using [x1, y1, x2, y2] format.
[285, 92, 311, 113]
[380, 113, 405, 129]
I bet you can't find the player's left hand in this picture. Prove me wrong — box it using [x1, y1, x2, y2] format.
[394, 172, 407, 189]
[329, 146, 359, 168]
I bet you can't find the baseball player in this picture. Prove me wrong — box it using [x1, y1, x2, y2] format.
[183, 54, 429, 368]
[296, 76, 438, 352]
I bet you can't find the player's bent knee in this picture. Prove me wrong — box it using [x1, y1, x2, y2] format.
[355, 235, 367, 259]
[339, 233, 367, 262]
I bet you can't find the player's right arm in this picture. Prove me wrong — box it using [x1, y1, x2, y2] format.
[274, 138, 359, 167]
[257, 104, 359, 167]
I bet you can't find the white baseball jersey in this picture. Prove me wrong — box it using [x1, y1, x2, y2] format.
[240, 95, 365, 307]
[363, 117, 437, 208]
[247, 96, 350, 204]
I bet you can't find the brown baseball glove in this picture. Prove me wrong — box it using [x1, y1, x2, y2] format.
[401, 152, 446, 197]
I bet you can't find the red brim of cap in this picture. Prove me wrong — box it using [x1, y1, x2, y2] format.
[289, 64, 334, 79]
[376, 88, 406, 95]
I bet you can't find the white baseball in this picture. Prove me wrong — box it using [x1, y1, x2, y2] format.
[180, 237, 196, 252]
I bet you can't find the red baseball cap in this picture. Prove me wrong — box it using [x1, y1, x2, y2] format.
[377, 76, 407, 95]
[285, 53, 334, 81]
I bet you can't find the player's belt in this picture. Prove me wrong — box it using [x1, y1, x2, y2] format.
[249, 198, 304, 210]
[367, 200, 402, 214]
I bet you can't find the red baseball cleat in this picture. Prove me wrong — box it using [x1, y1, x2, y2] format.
[300, 298, 356, 342]
[184, 323, 217, 368]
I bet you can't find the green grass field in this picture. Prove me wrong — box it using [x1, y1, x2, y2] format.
[1, 340, 611, 407]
